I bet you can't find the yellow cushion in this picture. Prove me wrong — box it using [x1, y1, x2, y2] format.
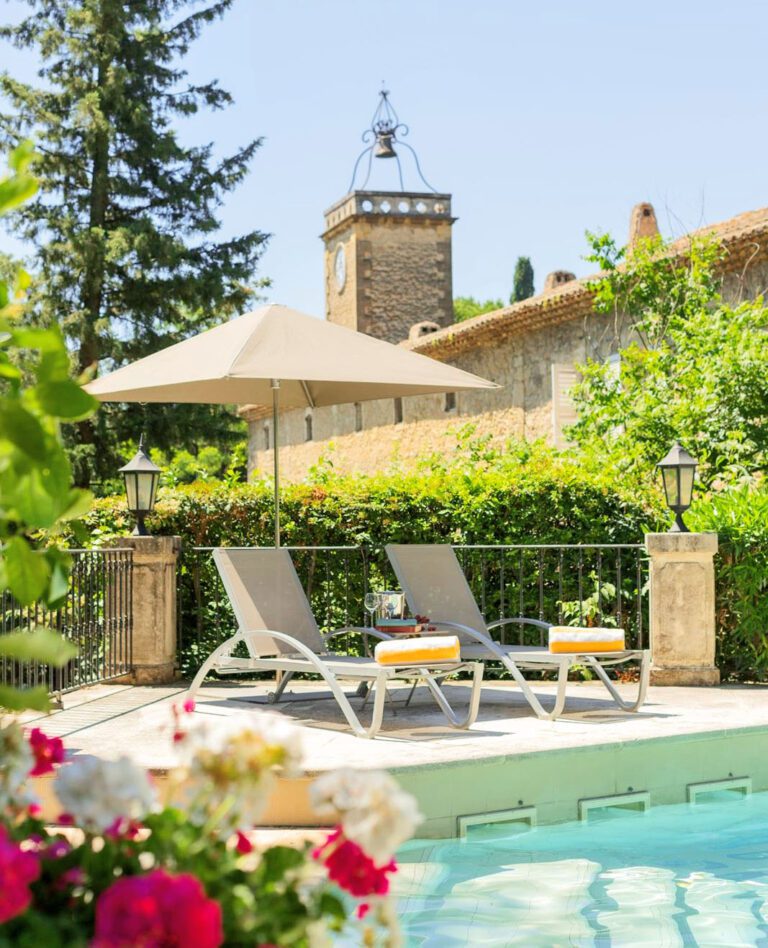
[374, 635, 460, 665]
[548, 626, 625, 654]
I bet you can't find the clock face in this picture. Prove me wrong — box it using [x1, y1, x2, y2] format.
[334, 245, 346, 291]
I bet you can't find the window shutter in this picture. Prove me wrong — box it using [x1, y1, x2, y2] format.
[551, 363, 580, 447]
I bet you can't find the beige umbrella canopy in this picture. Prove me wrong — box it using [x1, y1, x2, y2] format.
[86, 304, 498, 544]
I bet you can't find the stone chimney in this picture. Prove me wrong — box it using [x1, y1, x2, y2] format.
[408, 320, 441, 342]
[543, 270, 576, 292]
[628, 202, 660, 249]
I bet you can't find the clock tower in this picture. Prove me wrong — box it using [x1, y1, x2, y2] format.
[322, 91, 455, 344]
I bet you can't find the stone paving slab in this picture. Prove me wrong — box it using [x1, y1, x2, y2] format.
[21, 678, 768, 775]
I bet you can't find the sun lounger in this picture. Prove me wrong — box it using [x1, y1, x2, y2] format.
[386, 543, 650, 720]
[187, 548, 483, 739]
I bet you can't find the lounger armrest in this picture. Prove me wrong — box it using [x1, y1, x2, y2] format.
[323, 626, 393, 657]
[427, 619, 503, 653]
[241, 628, 324, 664]
[487, 617, 552, 632]
[324, 627, 393, 643]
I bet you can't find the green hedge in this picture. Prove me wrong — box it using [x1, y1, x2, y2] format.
[88, 454, 660, 549]
[84, 455, 662, 676]
[81, 449, 768, 683]
[690, 484, 768, 682]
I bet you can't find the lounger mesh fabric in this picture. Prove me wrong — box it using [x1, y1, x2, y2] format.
[386, 544, 488, 642]
[214, 548, 324, 656]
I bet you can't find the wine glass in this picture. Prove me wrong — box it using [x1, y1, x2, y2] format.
[364, 592, 378, 626]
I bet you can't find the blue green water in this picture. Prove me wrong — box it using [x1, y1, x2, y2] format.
[395, 792, 768, 946]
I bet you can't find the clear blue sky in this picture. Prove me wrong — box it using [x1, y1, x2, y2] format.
[2, 0, 767, 315]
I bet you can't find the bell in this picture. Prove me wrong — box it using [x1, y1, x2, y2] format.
[374, 132, 396, 159]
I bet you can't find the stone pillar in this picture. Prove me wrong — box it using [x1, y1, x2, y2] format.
[645, 532, 719, 686]
[110, 536, 182, 684]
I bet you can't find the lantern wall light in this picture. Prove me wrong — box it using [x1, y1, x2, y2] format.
[119, 436, 161, 536]
[657, 442, 698, 533]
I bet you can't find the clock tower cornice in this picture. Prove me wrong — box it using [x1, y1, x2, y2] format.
[321, 190, 455, 242]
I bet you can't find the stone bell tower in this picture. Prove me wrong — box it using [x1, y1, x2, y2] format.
[322, 90, 455, 344]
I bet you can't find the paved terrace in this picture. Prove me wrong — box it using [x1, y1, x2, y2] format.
[21, 680, 768, 838]
[18, 679, 768, 772]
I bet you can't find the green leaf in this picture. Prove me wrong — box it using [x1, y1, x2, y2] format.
[0, 685, 51, 712]
[10, 468, 62, 529]
[8, 140, 37, 175]
[44, 549, 73, 609]
[0, 176, 38, 215]
[59, 488, 94, 522]
[3, 536, 50, 604]
[35, 380, 97, 420]
[0, 361, 21, 381]
[0, 401, 48, 460]
[0, 627, 76, 666]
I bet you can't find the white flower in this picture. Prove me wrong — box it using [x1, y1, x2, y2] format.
[310, 769, 422, 864]
[173, 712, 304, 832]
[54, 755, 156, 832]
[0, 722, 36, 812]
[176, 711, 303, 775]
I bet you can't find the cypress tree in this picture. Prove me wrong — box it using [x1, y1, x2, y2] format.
[511, 256, 535, 303]
[0, 1, 268, 486]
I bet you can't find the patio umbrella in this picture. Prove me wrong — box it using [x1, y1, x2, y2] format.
[86, 304, 497, 545]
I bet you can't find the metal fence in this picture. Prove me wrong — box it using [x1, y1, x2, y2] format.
[177, 543, 647, 676]
[0, 548, 133, 695]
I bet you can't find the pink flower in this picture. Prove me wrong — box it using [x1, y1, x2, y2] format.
[104, 817, 143, 840]
[28, 728, 65, 777]
[92, 870, 223, 948]
[313, 827, 397, 899]
[46, 838, 72, 860]
[58, 812, 75, 826]
[183, 699, 195, 713]
[235, 830, 253, 854]
[0, 826, 40, 923]
[62, 867, 86, 886]
[27, 803, 42, 818]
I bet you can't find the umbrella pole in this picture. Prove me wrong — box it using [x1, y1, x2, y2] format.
[271, 379, 280, 548]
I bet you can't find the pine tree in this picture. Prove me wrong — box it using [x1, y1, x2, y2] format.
[0, 1, 268, 486]
[511, 256, 534, 303]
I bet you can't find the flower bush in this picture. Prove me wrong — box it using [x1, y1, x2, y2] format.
[0, 706, 422, 946]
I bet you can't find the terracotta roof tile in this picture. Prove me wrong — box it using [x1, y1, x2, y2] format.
[409, 205, 768, 360]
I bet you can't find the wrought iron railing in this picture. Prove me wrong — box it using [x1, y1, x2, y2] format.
[178, 543, 647, 676]
[0, 548, 133, 695]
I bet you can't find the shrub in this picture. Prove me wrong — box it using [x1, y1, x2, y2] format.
[83, 450, 663, 674]
[690, 483, 768, 681]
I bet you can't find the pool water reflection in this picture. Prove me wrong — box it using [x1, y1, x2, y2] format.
[395, 791, 768, 946]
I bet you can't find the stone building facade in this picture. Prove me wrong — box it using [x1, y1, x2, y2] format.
[244, 202, 768, 482]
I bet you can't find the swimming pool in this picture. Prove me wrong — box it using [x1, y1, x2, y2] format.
[395, 791, 768, 946]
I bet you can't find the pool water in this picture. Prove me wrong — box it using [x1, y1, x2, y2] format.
[395, 791, 768, 946]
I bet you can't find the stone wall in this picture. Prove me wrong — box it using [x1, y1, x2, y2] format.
[248, 207, 768, 484]
[246, 309, 619, 481]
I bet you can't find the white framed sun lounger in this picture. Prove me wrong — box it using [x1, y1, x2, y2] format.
[187, 548, 483, 739]
[386, 543, 650, 721]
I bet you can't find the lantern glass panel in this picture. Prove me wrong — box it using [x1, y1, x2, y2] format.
[679, 466, 695, 508]
[661, 467, 679, 507]
[124, 473, 138, 511]
[136, 473, 158, 512]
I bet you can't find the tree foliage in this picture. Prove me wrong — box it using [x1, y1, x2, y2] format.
[568, 231, 768, 486]
[0, 0, 268, 486]
[511, 255, 534, 303]
[453, 295, 504, 323]
[0, 144, 91, 711]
